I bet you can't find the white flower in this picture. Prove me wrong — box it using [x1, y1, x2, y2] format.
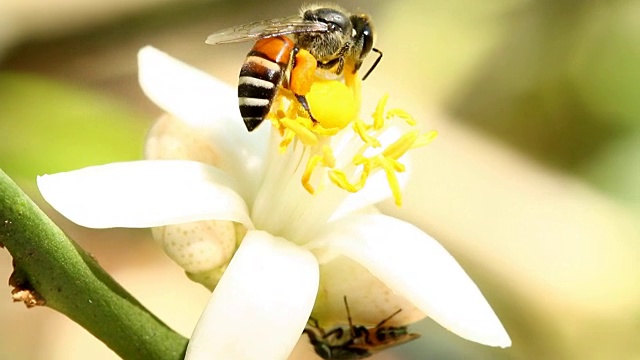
[37, 46, 511, 359]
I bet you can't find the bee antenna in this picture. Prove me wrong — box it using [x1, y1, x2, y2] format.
[343, 296, 357, 338]
[375, 308, 403, 328]
[308, 316, 320, 328]
[361, 48, 383, 81]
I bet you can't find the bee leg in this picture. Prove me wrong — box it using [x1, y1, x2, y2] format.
[324, 326, 346, 341]
[318, 57, 345, 75]
[307, 316, 322, 329]
[335, 58, 345, 76]
[296, 94, 317, 123]
[333, 43, 351, 74]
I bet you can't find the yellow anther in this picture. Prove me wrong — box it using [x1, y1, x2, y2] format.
[267, 111, 283, 133]
[372, 94, 389, 130]
[301, 145, 337, 194]
[350, 155, 364, 168]
[353, 118, 381, 148]
[328, 166, 369, 193]
[302, 154, 323, 194]
[413, 130, 438, 148]
[284, 96, 299, 120]
[379, 158, 403, 206]
[387, 108, 417, 126]
[279, 129, 295, 152]
[382, 130, 420, 160]
[265, 74, 435, 208]
[279, 117, 318, 147]
[385, 157, 405, 172]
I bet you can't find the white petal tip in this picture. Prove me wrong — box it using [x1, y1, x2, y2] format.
[481, 328, 512, 348]
[319, 215, 512, 349]
[186, 231, 319, 360]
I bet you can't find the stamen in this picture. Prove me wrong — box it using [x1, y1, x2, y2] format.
[279, 129, 295, 153]
[302, 146, 336, 194]
[382, 130, 420, 160]
[372, 94, 389, 130]
[264, 75, 436, 207]
[328, 164, 370, 193]
[413, 130, 439, 148]
[380, 158, 403, 206]
[353, 118, 381, 148]
[302, 155, 323, 194]
[279, 117, 318, 147]
[387, 108, 417, 126]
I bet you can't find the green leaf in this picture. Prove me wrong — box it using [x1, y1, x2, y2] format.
[580, 131, 640, 206]
[0, 72, 149, 183]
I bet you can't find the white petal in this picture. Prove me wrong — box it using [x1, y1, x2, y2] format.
[138, 46, 269, 201]
[317, 214, 511, 348]
[186, 230, 319, 360]
[37, 160, 252, 229]
[138, 46, 238, 130]
[312, 254, 426, 327]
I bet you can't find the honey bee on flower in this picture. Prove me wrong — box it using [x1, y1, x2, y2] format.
[304, 296, 420, 359]
[205, 4, 382, 131]
[36, 44, 512, 360]
[207, 4, 436, 205]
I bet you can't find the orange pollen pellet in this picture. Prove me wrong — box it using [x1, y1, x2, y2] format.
[290, 50, 317, 95]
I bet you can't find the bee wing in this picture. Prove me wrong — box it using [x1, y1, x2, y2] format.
[206, 15, 329, 45]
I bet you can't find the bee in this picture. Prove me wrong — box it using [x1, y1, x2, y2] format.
[206, 4, 383, 132]
[303, 296, 420, 359]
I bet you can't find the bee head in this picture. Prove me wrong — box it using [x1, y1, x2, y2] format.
[348, 14, 375, 71]
[297, 6, 354, 61]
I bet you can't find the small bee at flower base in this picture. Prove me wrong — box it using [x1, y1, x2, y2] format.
[304, 296, 421, 359]
[206, 4, 382, 132]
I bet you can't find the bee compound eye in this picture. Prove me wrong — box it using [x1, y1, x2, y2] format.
[306, 7, 350, 32]
[350, 15, 374, 58]
[361, 23, 374, 57]
[315, 344, 332, 359]
[327, 22, 342, 32]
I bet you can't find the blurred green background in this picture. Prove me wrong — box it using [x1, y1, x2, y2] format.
[1, 0, 639, 359]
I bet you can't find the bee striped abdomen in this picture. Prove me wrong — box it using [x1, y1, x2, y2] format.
[238, 36, 294, 131]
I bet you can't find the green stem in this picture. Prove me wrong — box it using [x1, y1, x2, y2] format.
[0, 169, 188, 359]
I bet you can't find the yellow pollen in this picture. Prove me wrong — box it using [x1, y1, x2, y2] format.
[303, 145, 337, 193]
[279, 117, 318, 147]
[268, 75, 436, 206]
[387, 108, 417, 126]
[306, 80, 357, 129]
[353, 118, 381, 148]
[372, 94, 389, 130]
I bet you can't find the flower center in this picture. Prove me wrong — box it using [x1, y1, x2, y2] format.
[267, 73, 436, 206]
[250, 72, 436, 244]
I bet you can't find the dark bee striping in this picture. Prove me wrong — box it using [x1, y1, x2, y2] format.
[239, 55, 282, 82]
[238, 82, 273, 100]
[206, 5, 381, 133]
[247, 49, 290, 66]
[242, 117, 264, 132]
[237, 48, 287, 131]
[239, 104, 269, 118]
